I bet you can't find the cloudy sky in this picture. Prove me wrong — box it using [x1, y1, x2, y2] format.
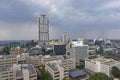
[0, 0, 120, 40]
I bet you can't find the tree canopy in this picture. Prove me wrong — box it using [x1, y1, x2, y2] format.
[111, 66, 120, 78]
[89, 73, 111, 80]
[37, 66, 53, 80]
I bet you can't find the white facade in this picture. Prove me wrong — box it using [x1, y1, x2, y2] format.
[67, 39, 89, 64]
[85, 57, 120, 76]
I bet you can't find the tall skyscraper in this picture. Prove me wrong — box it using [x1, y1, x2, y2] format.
[38, 14, 49, 47]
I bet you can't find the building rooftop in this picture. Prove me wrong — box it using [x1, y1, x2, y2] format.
[27, 65, 36, 75]
[0, 55, 17, 60]
[69, 69, 86, 78]
[87, 57, 119, 66]
[102, 60, 118, 66]
[47, 63, 58, 71]
[0, 53, 28, 60]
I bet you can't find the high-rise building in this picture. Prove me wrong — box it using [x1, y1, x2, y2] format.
[66, 39, 89, 65]
[61, 32, 68, 44]
[38, 14, 49, 47]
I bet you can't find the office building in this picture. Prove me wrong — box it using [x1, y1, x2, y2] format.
[38, 14, 49, 47]
[67, 38, 89, 64]
[85, 57, 120, 76]
[0, 64, 37, 80]
[53, 44, 66, 55]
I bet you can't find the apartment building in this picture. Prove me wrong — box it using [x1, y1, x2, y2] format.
[85, 57, 120, 76]
[0, 53, 29, 67]
[0, 64, 37, 80]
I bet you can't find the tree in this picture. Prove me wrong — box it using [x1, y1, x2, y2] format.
[89, 73, 111, 80]
[37, 65, 53, 80]
[62, 78, 67, 80]
[3, 46, 10, 55]
[76, 65, 84, 69]
[111, 66, 120, 78]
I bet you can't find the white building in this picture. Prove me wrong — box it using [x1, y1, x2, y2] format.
[67, 38, 89, 64]
[85, 57, 120, 76]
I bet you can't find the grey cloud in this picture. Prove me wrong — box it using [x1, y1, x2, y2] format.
[0, 0, 120, 39]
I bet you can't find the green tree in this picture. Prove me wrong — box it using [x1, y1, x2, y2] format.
[62, 78, 67, 80]
[89, 73, 111, 80]
[76, 65, 84, 69]
[37, 66, 53, 80]
[111, 66, 120, 78]
[3, 46, 10, 55]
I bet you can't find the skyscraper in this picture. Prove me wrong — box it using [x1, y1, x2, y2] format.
[38, 14, 49, 47]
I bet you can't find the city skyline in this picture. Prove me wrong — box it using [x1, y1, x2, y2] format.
[0, 0, 120, 40]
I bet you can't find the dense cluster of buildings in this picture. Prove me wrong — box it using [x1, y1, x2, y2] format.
[1, 14, 120, 80]
[0, 52, 78, 80]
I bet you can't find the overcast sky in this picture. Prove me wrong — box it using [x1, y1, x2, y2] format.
[0, 0, 120, 40]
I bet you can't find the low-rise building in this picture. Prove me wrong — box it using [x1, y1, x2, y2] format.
[28, 55, 42, 67]
[45, 57, 76, 80]
[85, 57, 120, 76]
[45, 63, 69, 80]
[41, 55, 64, 65]
[0, 53, 29, 67]
[0, 64, 37, 80]
[28, 55, 65, 67]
